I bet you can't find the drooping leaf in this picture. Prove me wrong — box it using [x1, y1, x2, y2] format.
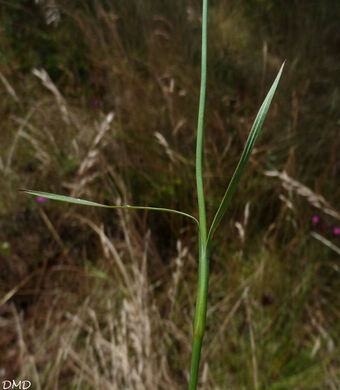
[20, 189, 199, 226]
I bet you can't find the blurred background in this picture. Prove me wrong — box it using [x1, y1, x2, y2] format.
[0, 0, 339, 388]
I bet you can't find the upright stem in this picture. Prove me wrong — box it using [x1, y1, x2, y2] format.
[195, 0, 208, 245]
[189, 244, 210, 390]
[189, 0, 209, 389]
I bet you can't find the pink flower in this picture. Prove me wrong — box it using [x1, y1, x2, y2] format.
[333, 227, 340, 236]
[312, 216, 319, 224]
[37, 196, 47, 203]
[93, 99, 99, 106]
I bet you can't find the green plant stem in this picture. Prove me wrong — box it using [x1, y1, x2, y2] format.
[189, 0, 208, 388]
[189, 244, 210, 390]
[195, 0, 208, 245]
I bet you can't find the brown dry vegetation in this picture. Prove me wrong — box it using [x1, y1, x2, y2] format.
[0, 1, 339, 389]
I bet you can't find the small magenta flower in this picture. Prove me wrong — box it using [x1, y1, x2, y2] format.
[312, 216, 319, 224]
[333, 227, 340, 236]
[37, 196, 47, 203]
[93, 99, 99, 106]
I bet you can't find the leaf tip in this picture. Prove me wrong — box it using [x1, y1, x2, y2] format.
[280, 60, 286, 72]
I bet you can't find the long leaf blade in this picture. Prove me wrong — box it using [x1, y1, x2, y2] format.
[207, 62, 285, 245]
[20, 189, 199, 226]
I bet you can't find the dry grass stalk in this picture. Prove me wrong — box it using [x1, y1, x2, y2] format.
[310, 231, 340, 256]
[35, 0, 60, 26]
[265, 169, 340, 221]
[7, 222, 176, 389]
[154, 131, 187, 164]
[235, 202, 250, 243]
[78, 113, 114, 176]
[168, 240, 188, 316]
[75, 215, 132, 290]
[42, 213, 174, 389]
[0, 71, 19, 102]
[32, 68, 70, 124]
[154, 132, 176, 163]
[70, 112, 114, 197]
[60, 236, 174, 389]
[4, 108, 37, 175]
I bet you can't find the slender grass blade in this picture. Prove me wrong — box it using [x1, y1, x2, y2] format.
[20, 189, 199, 226]
[207, 62, 285, 245]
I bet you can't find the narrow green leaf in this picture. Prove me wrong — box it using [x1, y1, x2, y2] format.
[20, 189, 199, 226]
[207, 62, 285, 245]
